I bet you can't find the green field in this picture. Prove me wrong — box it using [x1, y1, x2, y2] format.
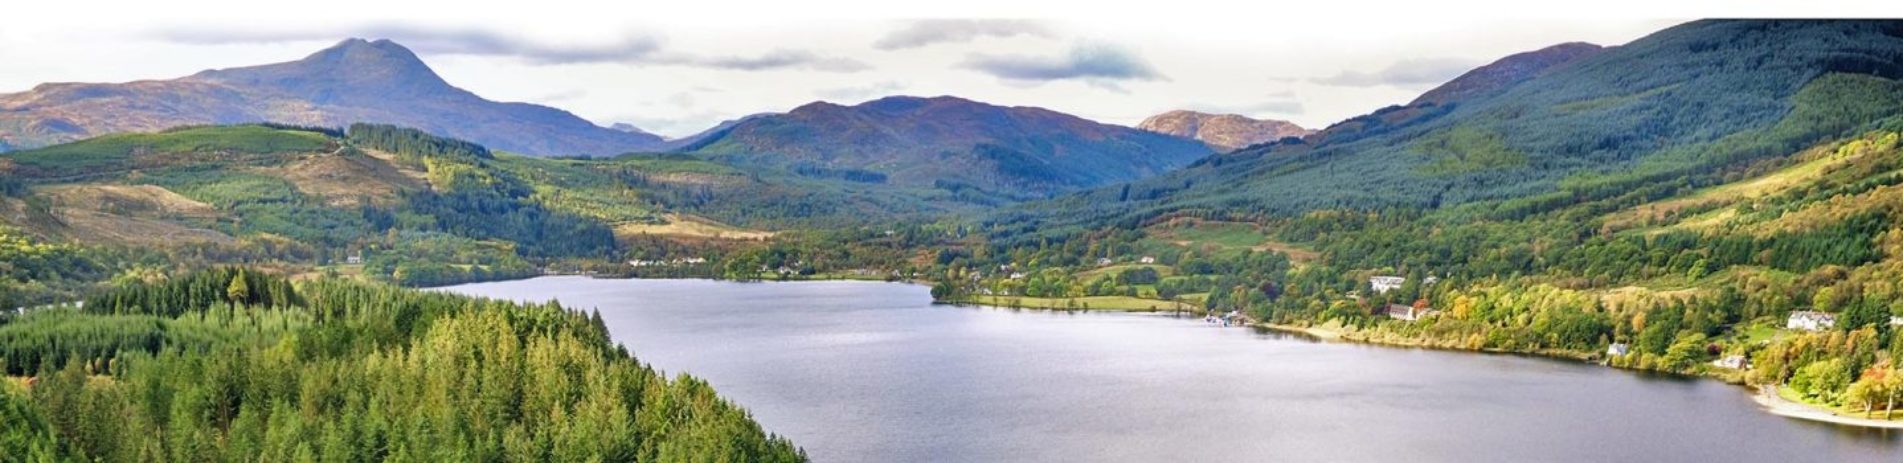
[4, 125, 330, 177]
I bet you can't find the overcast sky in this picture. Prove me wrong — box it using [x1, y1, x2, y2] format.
[0, 1, 1891, 138]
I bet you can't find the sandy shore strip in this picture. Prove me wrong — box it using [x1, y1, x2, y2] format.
[1753, 386, 1903, 429]
[1259, 323, 1343, 341]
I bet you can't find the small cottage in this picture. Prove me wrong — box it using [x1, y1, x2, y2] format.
[1139, 256, 1157, 264]
[1607, 343, 1630, 356]
[1712, 355, 1748, 370]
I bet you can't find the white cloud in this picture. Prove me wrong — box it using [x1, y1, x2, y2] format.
[874, 19, 1052, 49]
[816, 81, 907, 102]
[1310, 58, 1482, 88]
[961, 43, 1163, 84]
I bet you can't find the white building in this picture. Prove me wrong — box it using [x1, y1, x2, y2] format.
[1890, 316, 1903, 327]
[1097, 258, 1114, 266]
[1383, 303, 1435, 321]
[1370, 276, 1406, 294]
[1786, 311, 1836, 331]
[1607, 343, 1630, 356]
[1139, 256, 1156, 264]
[1712, 355, 1748, 370]
[1009, 272, 1026, 280]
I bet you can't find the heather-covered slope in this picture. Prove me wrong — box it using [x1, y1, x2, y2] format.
[681, 96, 1212, 197]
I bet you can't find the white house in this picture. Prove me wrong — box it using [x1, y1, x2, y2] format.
[1139, 256, 1157, 264]
[345, 251, 364, 265]
[1607, 343, 1630, 356]
[1890, 316, 1903, 327]
[1097, 258, 1114, 266]
[1712, 355, 1748, 370]
[1009, 272, 1027, 280]
[1786, 311, 1837, 331]
[1383, 303, 1435, 321]
[1370, 276, 1406, 294]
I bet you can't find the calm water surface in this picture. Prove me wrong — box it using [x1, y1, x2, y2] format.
[444, 277, 1902, 462]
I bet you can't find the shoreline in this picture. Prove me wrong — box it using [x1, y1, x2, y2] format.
[1260, 320, 1902, 430]
[1753, 386, 1903, 429]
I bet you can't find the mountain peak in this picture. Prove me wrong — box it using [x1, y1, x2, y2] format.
[319, 38, 423, 62]
[1137, 110, 1310, 151]
[0, 38, 665, 156]
[188, 38, 453, 100]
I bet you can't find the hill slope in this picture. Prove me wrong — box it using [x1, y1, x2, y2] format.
[680, 96, 1213, 197]
[1409, 42, 1605, 106]
[0, 39, 664, 156]
[990, 20, 1903, 238]
[1136, 110, 1311, 151]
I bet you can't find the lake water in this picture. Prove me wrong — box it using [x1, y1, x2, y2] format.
[442, 277, 1902, 462]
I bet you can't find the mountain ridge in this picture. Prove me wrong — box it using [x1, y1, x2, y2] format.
[683, 95, 1213, 196]
[0, 38, 665, 156]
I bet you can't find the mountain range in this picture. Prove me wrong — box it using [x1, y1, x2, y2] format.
[0, 39, 666, 156]
[0, 39, 1215, 195]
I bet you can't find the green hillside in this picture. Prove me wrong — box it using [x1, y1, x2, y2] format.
[987, 20, 1903, 240]
[0, 122, 996, 304]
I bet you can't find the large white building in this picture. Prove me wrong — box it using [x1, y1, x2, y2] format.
[1370, 276, 1405, 294]
[1786, 311, 1836, 331]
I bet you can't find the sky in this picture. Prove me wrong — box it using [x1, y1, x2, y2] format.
[0, 1, 1894, 138]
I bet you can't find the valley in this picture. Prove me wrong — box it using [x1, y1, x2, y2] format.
[4, 16, 1903, 462]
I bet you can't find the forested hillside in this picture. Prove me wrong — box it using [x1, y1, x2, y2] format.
[988, 20, 1903, 240]
[0, 268, 806, 461]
